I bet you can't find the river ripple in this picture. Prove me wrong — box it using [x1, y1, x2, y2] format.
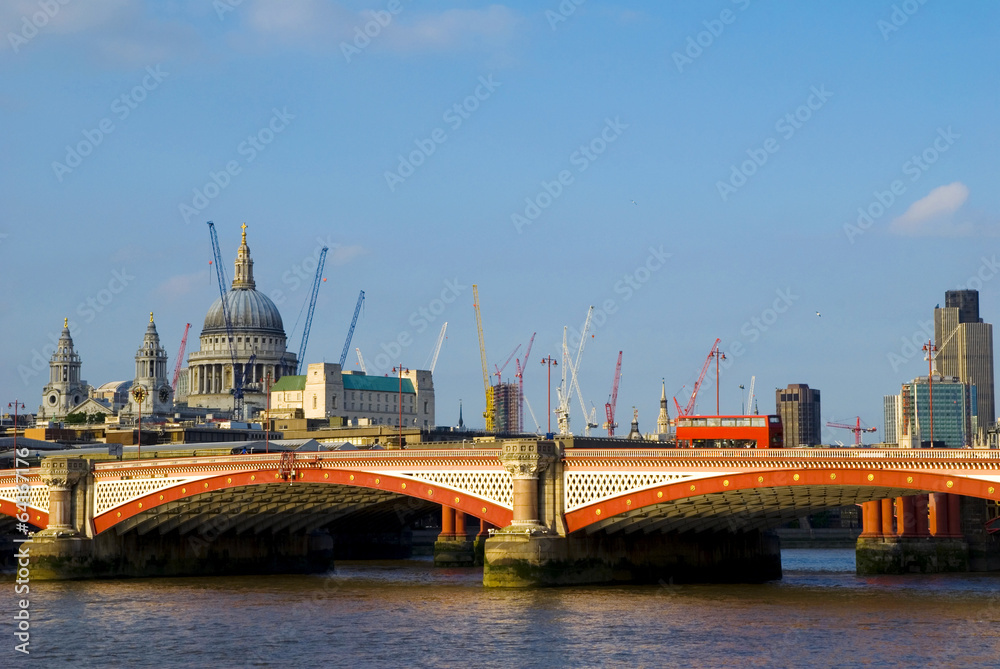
[7, 549, 1000, 668]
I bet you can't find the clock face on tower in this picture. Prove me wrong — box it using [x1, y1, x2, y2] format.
[159, 387, 170, 403]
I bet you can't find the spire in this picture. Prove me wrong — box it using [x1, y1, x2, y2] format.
[458, 399, 465, 429]
[136, 311, 167, 383]
[657, 380, 671, 435]
[58, 318, 74, 348]
[628, 406, 642, 440]
[232, 223, 256, 290]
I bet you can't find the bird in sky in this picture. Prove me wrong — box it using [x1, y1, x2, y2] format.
[816, 311, 821, 317]
[630, 199, 637, 205]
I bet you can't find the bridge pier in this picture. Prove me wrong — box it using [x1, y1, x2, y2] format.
[483, 440, 782, 587]
[30, 457, 98, 580]
[434, 505, 474, 567]
[857, 495, 969, 575]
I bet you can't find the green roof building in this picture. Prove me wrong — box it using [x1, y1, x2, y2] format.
[270, 363, 434, 428]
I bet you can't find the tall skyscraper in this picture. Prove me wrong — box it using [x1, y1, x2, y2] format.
[947, 289, 980, 325]
[934, 289, 994, 429]
[775, 384, 821, 447]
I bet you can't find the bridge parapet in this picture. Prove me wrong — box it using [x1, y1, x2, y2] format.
[0, 470, 49, 527]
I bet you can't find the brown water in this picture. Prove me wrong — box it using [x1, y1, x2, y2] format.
[7, 550, 1000, 668]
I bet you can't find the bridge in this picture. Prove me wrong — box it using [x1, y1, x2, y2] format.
[4, 440, 1000, 583]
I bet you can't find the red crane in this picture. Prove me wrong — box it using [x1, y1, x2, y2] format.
[826, 417, 876, 446]
[604, 351, 623, 436]
[171, 323, 191, 393]
[494, 344, 521, 384]
[514, 333, 536, 431]
[673, 338, 720, 417]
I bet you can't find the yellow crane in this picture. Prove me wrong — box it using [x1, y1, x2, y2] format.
[472, 284, 494, 431]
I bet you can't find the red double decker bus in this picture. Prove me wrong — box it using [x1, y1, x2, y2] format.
[675, 414, 783, 448]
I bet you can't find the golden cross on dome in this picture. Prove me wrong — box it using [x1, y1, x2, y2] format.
[150, 311, 154, 323]
[64, 317, 68, 328]
[241, 222, 247, 243]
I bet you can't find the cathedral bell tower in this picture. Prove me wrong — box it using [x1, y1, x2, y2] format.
[38, 319, 90, 420]
[126, 313, 173, 416]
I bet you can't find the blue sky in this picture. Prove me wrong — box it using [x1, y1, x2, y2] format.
[2, 1, 998, 440]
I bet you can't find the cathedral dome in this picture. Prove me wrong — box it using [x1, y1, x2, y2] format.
[200, 224, 286, 337]
[203, 288, 285, 335]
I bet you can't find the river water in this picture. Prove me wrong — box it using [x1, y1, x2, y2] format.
[8, 549, 1000, 667]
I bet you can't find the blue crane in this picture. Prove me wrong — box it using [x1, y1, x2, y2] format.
[296, 246, 328, 374]
[206, 221, 247, 420]
[339, 290, 365, 368]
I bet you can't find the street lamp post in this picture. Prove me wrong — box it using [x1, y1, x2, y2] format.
[393, 365, 409, 449]
[7, 400, 25, 456]
[130, 385, 147, 459]
[712, 348, 726, 415]
[540, 356, 558, 434]
[262, 372, 272, 454]
[739, 384, 745, 414]
[923, 340, 937, 448]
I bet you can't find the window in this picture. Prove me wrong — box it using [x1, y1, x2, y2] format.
[313, 395, 317, 409]
[424, 401, 428, 413]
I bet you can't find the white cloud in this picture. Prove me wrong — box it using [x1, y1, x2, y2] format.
[329, 244, 367, 266]
[1, 1, 203, 66]
[889, 182, 972, 236]
[241, 0, 522, 55]
[155, 269, 211, 302]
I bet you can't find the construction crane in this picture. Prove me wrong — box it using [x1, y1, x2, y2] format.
[515, 333, 536, 432]
[556, 327, 571, 433]
[494, 344, 521, 384]
[472, 285, 494, 431]
[604, 351, 622, 436]
[427, 322, 448, 373]
[171, 323, 191, 393]
[338, 289, 365, 367]
[238, 352, 257, 393]
[356, 348, 367, 373]
[555, 308, 595, 435]
[673, 338, 721, 417]
[826, 417, 877, 446]
[747, 375, 757, 414]
[569, 307, 597, 434]
[296, 246, 329, 374]
[206, 221, 248, 420]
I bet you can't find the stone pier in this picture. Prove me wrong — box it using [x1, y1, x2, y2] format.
[483, 440, 782, 587]
[433, 505, 475, 567]
[856, 495, 970, 575]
